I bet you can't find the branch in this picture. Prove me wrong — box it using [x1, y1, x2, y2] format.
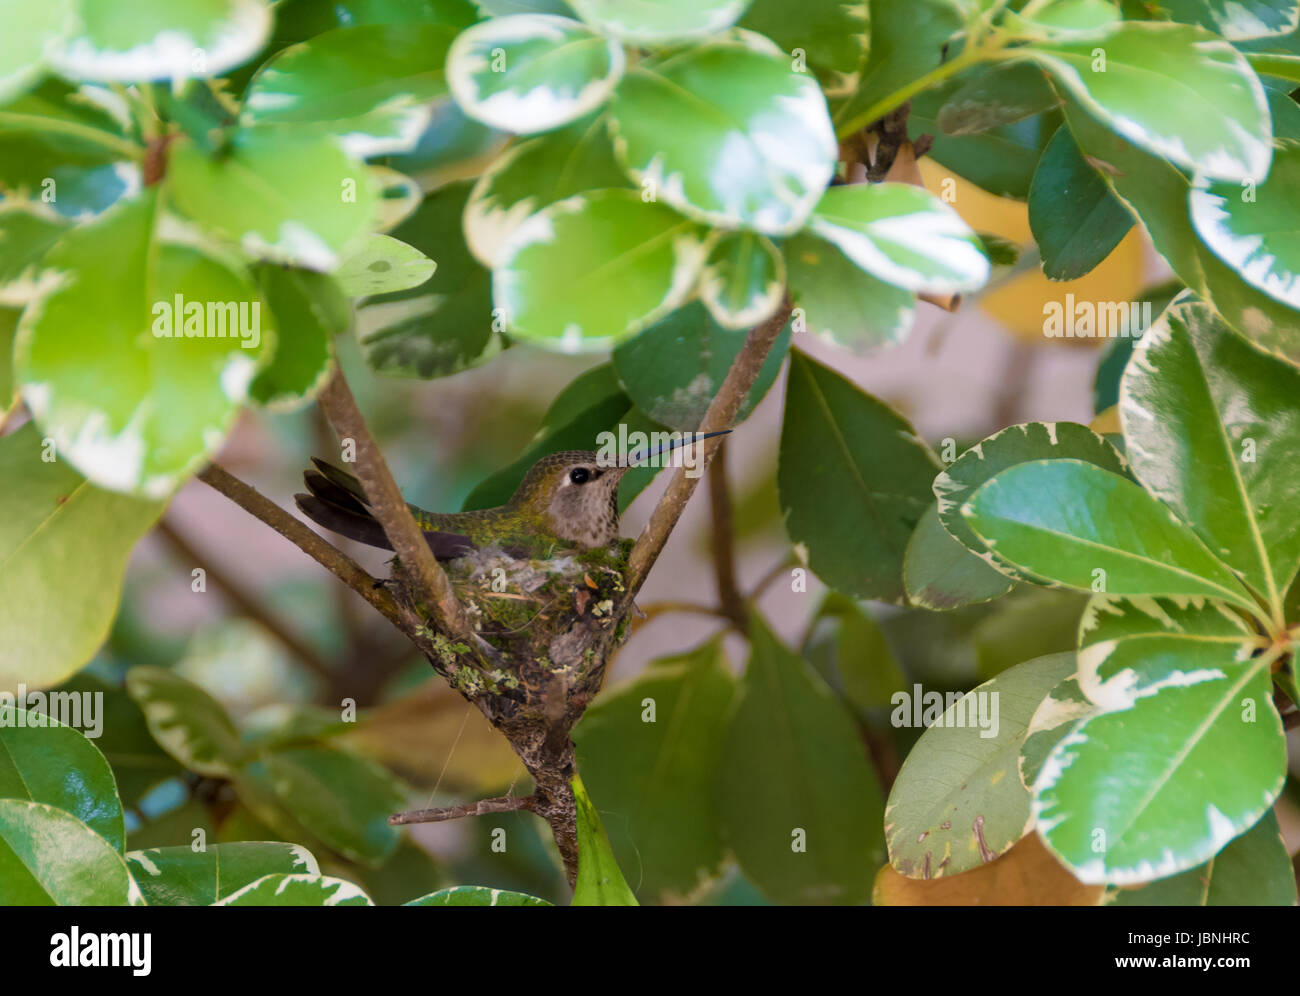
[156, 518, 336, 682]
[316, 370, 477, 646]
[624, 296, 793, 598]
[388, 794, 535, 826]
[707, 444, 748, 629]
[196, 463, 405, 630]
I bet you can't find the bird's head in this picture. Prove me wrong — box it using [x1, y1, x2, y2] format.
[507, 431, 731, 548]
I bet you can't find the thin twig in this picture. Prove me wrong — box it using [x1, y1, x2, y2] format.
[155, 518, 336, 682]
[624, 297, 793, 598]
[707, 444, 748, 629]
[316, 371, 477, 646]
[747, 554, 798, 601]
[388, 794, 535, 826]
[196, 463, 405, 629]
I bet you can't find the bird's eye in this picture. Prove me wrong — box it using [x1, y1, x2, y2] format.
[569, 467, 590, 484]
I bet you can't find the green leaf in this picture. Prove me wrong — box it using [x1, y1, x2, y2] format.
[1158, 0, 1300, 40]
[904, 501, 1015, 610]
[569, 0, 749, 43]
[1035, 595, 1284, 883]
[716, 616, 883, 905]
[214, 872, 373, 905]
[1016, 21, 1272, 182]
[964, 460, 1258, 609]
[334, 234, 435, 298]
[573, 639, 734, 898]
[0, 425, 163, 690]
[784, 232, 916, 352]
[802, 592, 907, 711]
[0, 0, 75, 104]
[493, 188, 707, 350]
[125, 666, 246, 778]
[249, 264, 349, 410]
[126, 842, 319, 906]
[779, 350, 939, 603]
[1011, 0, 1122, 34]
[910, 85, 1060, 200]
[52, 673, 182, 809]
[885, 652, 1076, 879]
[0, 705, 123, 851]
[1106, 810, 1296, 905]
[1061, 100, 1300, 363]
[405, 885, 551, 905]
[243, 24, 457, 157]
[0, 308, 15, 407]
[448, 14, 624, 134]
[738, 0, 870, 84]
[461, 362, 629, 508]
[269, 0, 478, 48]
[0, 799, 134, 904]
[1120, 296, 1300, 612]
[934, 420, 1128, 579]
[166, 128, 377, 271]
[359, 180, 502, 379]
[832, 0, 964, 137]
[808, 183, 990, 294]
[14, 193, 267, 497]
[1191, 143, 1300, 310]
[261, 745, 406, 866]
[463, 113, 628, 267]
[570, 773, 638, 906]
[937, 61, 1060, 135]
[609, 38, 836, 234]
[1028, 124, 1132, 280]
[611, 300, 791, 432]
[49, 0, 272, 83]
[973, 587, 1087, 682]
[698, 230, 785, 329]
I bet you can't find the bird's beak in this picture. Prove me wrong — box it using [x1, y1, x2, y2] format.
[622, 429, 732, 469]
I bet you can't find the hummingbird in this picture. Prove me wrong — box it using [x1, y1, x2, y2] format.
[295, 431, 730, 560]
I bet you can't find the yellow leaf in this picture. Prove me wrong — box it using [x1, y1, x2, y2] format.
[873, 832, 1105, 906]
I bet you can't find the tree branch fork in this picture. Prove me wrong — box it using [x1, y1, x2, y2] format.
[197, 298, 793, 885]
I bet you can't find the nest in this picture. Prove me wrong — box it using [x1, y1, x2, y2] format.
[408, 539, 635, 711]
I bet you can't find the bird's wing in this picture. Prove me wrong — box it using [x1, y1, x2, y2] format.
[297, 458, 478, 560]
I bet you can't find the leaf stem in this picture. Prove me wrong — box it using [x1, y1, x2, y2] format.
[835, 43, 995, 140]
